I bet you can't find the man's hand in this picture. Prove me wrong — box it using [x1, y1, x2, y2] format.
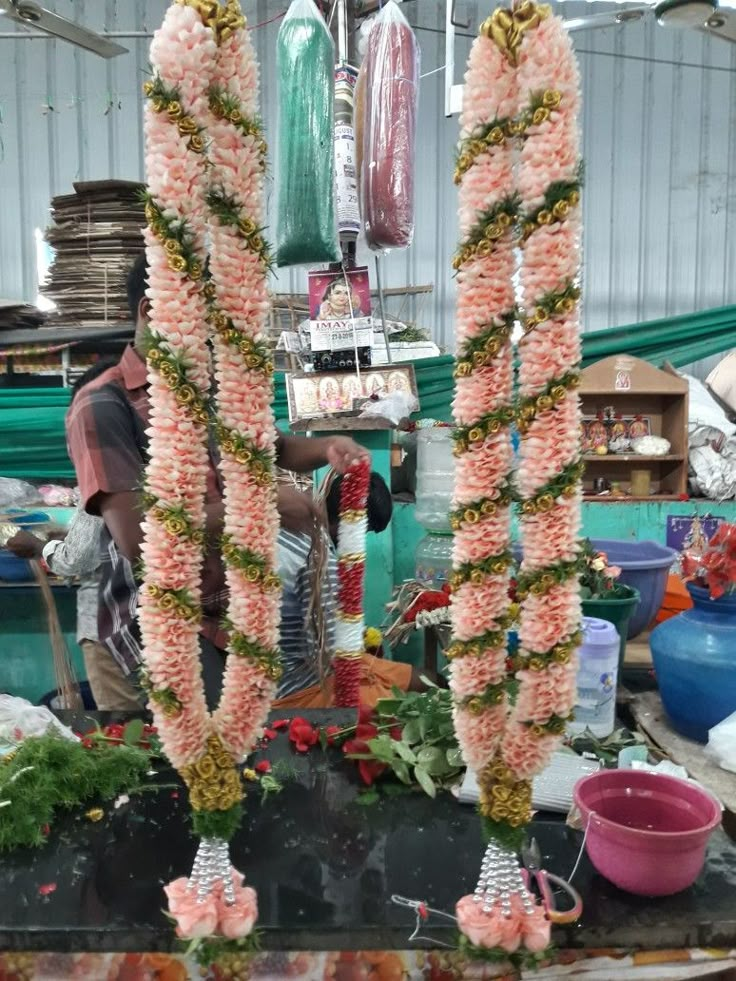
[277, 485, 319, 535]
[276, 433, 371, 475]
[325, 435, 371, 474]
[5, 530, 44, 560]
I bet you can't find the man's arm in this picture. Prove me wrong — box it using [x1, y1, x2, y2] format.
[276, 433, 370, 474]
[100, 491, 225, 564]
[98, 491, 144, 564]
[43, 510, 103, 578]
[277, 484, 319, 534]
[5, 530, 44, 560]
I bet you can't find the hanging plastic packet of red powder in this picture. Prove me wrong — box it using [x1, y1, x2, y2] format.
[360, 0, 419, 251]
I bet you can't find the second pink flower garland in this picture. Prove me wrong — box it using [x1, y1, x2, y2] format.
[450, 1, 583, 960]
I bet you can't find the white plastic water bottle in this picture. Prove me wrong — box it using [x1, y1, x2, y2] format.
[567, 617, 620, 739]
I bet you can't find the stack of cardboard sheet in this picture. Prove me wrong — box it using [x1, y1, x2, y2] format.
[0, 300, 45, 331]
[41, 180, 145, 328]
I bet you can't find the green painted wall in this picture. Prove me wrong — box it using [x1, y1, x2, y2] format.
[0, 587, 85, 704]
[4, 497, 736, 701]
[387, 498, 736, 668]
[577, 500, 736, 541]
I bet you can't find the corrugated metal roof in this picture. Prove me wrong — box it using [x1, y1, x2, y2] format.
[0, 0, 734, 375]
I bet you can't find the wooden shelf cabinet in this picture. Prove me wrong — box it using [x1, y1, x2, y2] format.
[579, 356, 689, 500]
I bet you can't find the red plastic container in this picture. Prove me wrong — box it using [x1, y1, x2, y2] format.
[573, 770, 721, 896]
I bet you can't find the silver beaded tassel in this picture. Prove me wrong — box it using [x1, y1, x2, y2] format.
[188, 837, 236, 905]
[473, 842, 537, 917]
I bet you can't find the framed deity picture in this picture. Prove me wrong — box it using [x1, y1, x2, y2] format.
[581, 414, 651, 453]
[285, 364, 417, 422]
[666, 514, 723, 554]
[307, 266, 373, 353]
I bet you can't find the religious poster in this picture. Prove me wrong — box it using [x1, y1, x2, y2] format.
[307, 266, 373, 354]
[285, 364, 417, 422]
[666, 514, 723, 555]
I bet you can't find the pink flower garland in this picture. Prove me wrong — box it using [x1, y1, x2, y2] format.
[450, 2, 583, 959]
[507, 9, 583, 791]
[139, 0, 278, 942]
[448, 18, 517, 776]
[139, 0, 214, 773]
[333, 459, 371, 707]
[205, 12, 282, 763]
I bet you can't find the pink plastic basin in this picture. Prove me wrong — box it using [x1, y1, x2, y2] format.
[573, 770, 721, 896]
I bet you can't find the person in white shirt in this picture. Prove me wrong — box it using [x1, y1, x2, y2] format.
[6, 362, 140, 710]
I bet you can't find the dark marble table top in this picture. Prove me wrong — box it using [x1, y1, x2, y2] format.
[1, 710, 735, 953]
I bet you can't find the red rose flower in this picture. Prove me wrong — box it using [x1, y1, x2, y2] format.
[355, 721, 377, 740]
[357, 759, 387, 786]
[342, 736, 387, 786]
[288, 716, 319, 752]
[358, 704, 376, 726]
[103, 724, 124, 743]
[263, 728, 278, 741]
[324, 724, 342, 745]
[255, 760, 272, 774]
[272, 719, 290, 730]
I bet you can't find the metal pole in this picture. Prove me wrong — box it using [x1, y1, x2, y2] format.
[332, 0, 359, 257]
[375, 255, 393, 364]
[336, 0, 348, 63]
[0, 31, 154, 39]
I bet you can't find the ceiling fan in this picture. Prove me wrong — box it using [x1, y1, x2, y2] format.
[444, 0, 736, 114]
[0, 0, 128, 57]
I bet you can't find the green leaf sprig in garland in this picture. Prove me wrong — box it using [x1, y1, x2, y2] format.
[206, 190, 274, 270]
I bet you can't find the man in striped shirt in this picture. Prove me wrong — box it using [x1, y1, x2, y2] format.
[66, 254, 370, 709]
[274, 473, 416, 708]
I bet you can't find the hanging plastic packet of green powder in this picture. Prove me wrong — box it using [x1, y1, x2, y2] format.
[275, 0, 340, 267]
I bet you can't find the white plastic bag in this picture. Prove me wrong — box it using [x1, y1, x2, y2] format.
[0, 477, 40, 511]
[359, 390, 418, 425]
[0, 695, 77, 756]
[706, 711, 736, 773]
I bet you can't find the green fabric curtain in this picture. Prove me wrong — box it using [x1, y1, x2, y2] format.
[0, 356, 456, 481]
[2, 300, 733, 481]
[580, 304, 736, 369]
[0, 389, 76, 480]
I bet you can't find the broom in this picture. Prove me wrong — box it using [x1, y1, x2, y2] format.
[29, 558, 83, 711]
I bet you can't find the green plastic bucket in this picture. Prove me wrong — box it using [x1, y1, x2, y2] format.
[581, 585, 641, 669]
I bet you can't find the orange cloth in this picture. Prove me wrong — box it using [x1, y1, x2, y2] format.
[273, 653, 412, 709]
[655, 574, 693, 624]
